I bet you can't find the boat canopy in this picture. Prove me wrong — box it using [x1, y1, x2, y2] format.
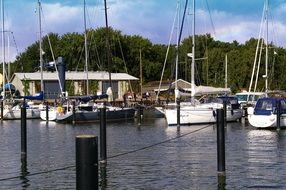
[76, 94, 108, 103]
[254, 97, 286, 115]
[154, 79, 231, 97]
[19, 91, 44, 101]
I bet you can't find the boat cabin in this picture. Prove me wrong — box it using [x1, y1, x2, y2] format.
[253, 97, 286, 115]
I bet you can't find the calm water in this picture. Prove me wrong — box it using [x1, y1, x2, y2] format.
[0, 113, 286, 189]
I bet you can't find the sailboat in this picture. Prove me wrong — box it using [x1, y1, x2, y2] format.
[0, 0, 44, 119]
[162, 0, 242, 125]
[40, 0, 135, 123]
[247, 0, 285, 128]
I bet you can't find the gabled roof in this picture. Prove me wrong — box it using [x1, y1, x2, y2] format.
[12, 71, 138, 81]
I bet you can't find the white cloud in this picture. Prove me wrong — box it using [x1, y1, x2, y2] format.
[4, 0, 286, 62]
[41, 3, 83, 35]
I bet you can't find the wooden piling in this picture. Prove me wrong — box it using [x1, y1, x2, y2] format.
[76, 135, 98, 190]
[21, 102, 27, 158]
[100, 107, 107, 163]
[216, 109, 225, 175]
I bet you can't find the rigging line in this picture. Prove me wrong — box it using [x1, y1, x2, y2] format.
[254, 36, 264, 92]
[248, 1, 266, 94]
[10, 30, 23, 73]
[0, 124, 212, 182]
[89, 33, 102, 70]
[156, 0, 179, 102]
[204, 0, 216, 37]
[116, 34, 133, 93]
[40, 4, 64, 93]
[85, 0, 101, 69]
[108, 124, 212, 159]
[167, 0, 189, 102]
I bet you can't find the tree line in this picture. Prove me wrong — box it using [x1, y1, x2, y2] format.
[9, 27, 286, 94]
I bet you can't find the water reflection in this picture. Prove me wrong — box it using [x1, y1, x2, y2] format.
[20, 157, 30, 189]
[100, 163, 107, 189]
[2, 118, 286, 189]
[246, 129, 282, 188]
[217, 174, 226, 190]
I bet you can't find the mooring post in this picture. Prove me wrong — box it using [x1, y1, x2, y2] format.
[45, 101, 49, 122]
[21, 100, 27, 158]
[177, 98, 180, 130]
[137, 102, 143, 125]
[223, 100, 227, 126]
[277, 100, 281, 130]
[76, 135, 98, 190]
[72, 101, 76, 125]
[216, 109, 225, 175]
[140, 104, 143, 120]
[100, 106, 107, 164]
[0, 100, 3, 120]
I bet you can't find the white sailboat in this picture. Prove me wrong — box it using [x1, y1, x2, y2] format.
[247, 0, 284, 128]
[0, 0, 44, 119]
[40, 0, 135, 123]
[163, 0, 242, 125]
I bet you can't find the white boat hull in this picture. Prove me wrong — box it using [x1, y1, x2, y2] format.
[40, 109, 57, 121]
[165, 106, 242, 125]
[2, 109, 41, 119]
[1, 105, 42, 120]
[40, 105, 136, 123]
[248, 113, 286, 128]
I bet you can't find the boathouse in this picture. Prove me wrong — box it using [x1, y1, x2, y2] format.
[10, 71, 138, 100]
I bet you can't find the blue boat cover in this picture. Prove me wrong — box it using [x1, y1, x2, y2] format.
[254, 97, 286, 115]
[76, 94, 108, 103]
[19, 91, 44, 101]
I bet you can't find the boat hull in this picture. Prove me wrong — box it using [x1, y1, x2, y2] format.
[248, 114, 286, 128]
[55, 107, 136, 123]
[40, 109, 57, 121]
[2, 108, 41, 119]
[165, 106, 242, 125]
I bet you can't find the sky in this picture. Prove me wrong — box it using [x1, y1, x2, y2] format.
[2, 0, 286, 62]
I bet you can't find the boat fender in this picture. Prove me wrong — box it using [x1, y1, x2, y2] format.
[57, 106, 63, 114]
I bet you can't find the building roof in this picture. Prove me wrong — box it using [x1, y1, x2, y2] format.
[13, 71, 138, 81]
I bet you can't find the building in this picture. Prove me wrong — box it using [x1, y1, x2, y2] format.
[10, 71, 138, 100]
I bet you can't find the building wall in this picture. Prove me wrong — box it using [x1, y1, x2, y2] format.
[12, 77, 24, 95]
[97, 81, 102, 95]
[11, 75, 133, 100]
[29, 81, 36, 96]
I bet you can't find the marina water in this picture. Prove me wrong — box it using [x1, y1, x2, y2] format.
[1, 115, 286, 189]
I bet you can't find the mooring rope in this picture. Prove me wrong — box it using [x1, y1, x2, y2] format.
[0, 124, 212, 182]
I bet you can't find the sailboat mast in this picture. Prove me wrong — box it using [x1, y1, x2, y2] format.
[84, 0, 89, 95]
[174, 0, 180, 102]
[1, 0, 5, 100]
[191, 0, 195, 98]
[265, 0, 268, 93]
[104, 0, 112, 90]
[7, 31, 9, 82]
[38, 0, 43, 92]
[225, 54, 228, 88]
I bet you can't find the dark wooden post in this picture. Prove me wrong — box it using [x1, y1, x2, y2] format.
[100, 107, 107, 164]
[177, 98, 180, 130]
[217, 109, 225, 175]
[76, 135, 98, 190]
[21, 101, 27, 158]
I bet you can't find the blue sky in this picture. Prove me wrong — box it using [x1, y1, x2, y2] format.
[3, 0, 286, 61]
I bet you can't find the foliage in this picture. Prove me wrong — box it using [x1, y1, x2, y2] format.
[22, 79, 29, 96]
[9, 28, 286, 94]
